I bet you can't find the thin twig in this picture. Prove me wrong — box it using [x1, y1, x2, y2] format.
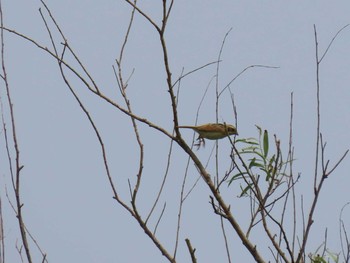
[185, 238, 197, 263]
[0, 197, 4, 263]
[319, 24, 350, 63]
[116, 0, 137, 66]
[214, 29, 232, 190]
[220, 217, 232, 263]
[339, 203, 350, 263]
[214, 31, 227, 189]
[40, 0, 101, 94]
[165, 0, 174, 23]
[122, 0, 160, 32]
[313, 24, 322, 192]
[218, 64, 279, 98]
[173, 69, 185, 259]
[112, 0, 145, 211]
[289, 92, 297, 256]
[0, 26, 176, 142]
[296, 24, 350, 263]
[0, 1, 32, 261]
[154, 203, 166, 235]
[146, 135, 173, 224]
[172, 60, 220, 88]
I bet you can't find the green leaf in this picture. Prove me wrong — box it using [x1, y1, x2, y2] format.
[248, 158, 256, 169]
[239, 184, 252, 197]
[228, 172, 248, 185]
[263, 129, 269, 158]
[254, 151, 265, 160]
[249, 158, 264, 169]
[311, 255, 327, 263]
[235, 138, 259, 145]
[239, 150, 258, 155]
[326, 250, 339, 263]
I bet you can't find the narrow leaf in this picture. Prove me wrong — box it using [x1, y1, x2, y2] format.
[263, 129, 269, 158]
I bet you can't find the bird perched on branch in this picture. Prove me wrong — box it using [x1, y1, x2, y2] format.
[177, 123, 238, 147]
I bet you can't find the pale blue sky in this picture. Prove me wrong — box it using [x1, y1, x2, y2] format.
[1, 1, 350, 262]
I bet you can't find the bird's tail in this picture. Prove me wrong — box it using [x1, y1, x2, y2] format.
[177, 126, 196, 129]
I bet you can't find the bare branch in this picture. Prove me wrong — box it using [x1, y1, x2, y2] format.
[0, 27, 176, 141]
[0, 0, 33, 261]
[172, 60, 220, 88]
[40, 0, 101, 94]
[218, 64, 279, 98]
[122, 0, 160, 32]
[154, 203, 166, 235]
[339, 203, 350, 263]
[319, 24, 350, 63]
[295, 24, 350, 263]
[324, 149, 349, 177]
[0, 197, 4, 263]
[185, 238, 197, 263]
[220, 217, 232, 263]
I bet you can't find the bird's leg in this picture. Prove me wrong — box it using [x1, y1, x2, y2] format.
[194, 136, 205, 150]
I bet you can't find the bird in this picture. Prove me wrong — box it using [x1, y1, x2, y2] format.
[177, 123, 238, 147]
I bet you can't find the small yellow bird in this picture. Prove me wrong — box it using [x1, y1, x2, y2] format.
[177, 123, 238, 140]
